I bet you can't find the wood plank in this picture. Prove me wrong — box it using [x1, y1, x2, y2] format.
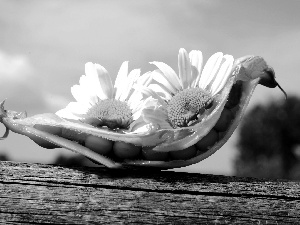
[0, 161, 299, 224]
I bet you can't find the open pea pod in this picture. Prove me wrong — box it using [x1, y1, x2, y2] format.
[0, 55, 285, 169]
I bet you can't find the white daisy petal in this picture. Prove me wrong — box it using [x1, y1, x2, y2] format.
[210, 55, 234, 95]
[199, 52, 223, 89]
[85, 62, 107, 100]
[95, 64, 114, 99]
[142, 108, 172, 129]
[152, 70, 178, 95]
[131, 101, 145, 119]
[128, 91, 143, 112]
[126, 71, 153, 107]
[128, 117, 151, 133]
[136, 85, 167, 107]
[143, 96, 164, 108]
[131, 97, 156, 121]
[148, 83, 172, 100]
[137, 71, 153, 86]
[85, 62, 97, 78]
[77, 75, 99, 104]
[129, 97, 170, 132]
[150, 61, 182, 91]
[189, 50, 203, 88]
[178, 48, 191, 89]
[56, 102, 90, 119]
[56, 108, 82, 120]
[130, 123, 152, 133]
[128, 88, 142, 103]
[128, 68, 141, 86]
[130, 96, 160, 117]
[71, 85, 93, 105]
[114, 61, 129, 100]
[65, 102, 90, 115]
[119, 69, 140, 102]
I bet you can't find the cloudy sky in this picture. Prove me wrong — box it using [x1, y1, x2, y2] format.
[0, 0, 299, 175]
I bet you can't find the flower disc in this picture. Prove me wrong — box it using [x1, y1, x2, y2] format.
[167, 88, 212, 128]
[86, 99, 133, 129]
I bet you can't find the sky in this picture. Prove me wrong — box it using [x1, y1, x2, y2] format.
[0, 0, 300, 175]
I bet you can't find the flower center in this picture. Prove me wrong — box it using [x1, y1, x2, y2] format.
[86, 99, 133, 129]
[167, 88, 213, 128]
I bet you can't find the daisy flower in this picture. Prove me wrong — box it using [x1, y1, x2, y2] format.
[56, 61, 152, 131]
[140, 48, 234, 129]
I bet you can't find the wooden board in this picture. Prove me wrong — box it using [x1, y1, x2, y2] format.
[0, 161, 299, 224]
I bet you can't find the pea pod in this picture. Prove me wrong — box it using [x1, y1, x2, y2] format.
[0, 55, 284, 169]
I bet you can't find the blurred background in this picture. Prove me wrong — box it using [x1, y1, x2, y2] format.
[1, 0, 300, 179]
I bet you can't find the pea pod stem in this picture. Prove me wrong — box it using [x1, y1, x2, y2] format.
[276, 81, 287, 100]
[0, 127, 9, 140]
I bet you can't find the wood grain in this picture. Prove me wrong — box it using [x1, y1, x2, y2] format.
[0, 161, 299, 224]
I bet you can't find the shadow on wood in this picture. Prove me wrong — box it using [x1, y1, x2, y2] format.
[0, 161, 299, 224]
